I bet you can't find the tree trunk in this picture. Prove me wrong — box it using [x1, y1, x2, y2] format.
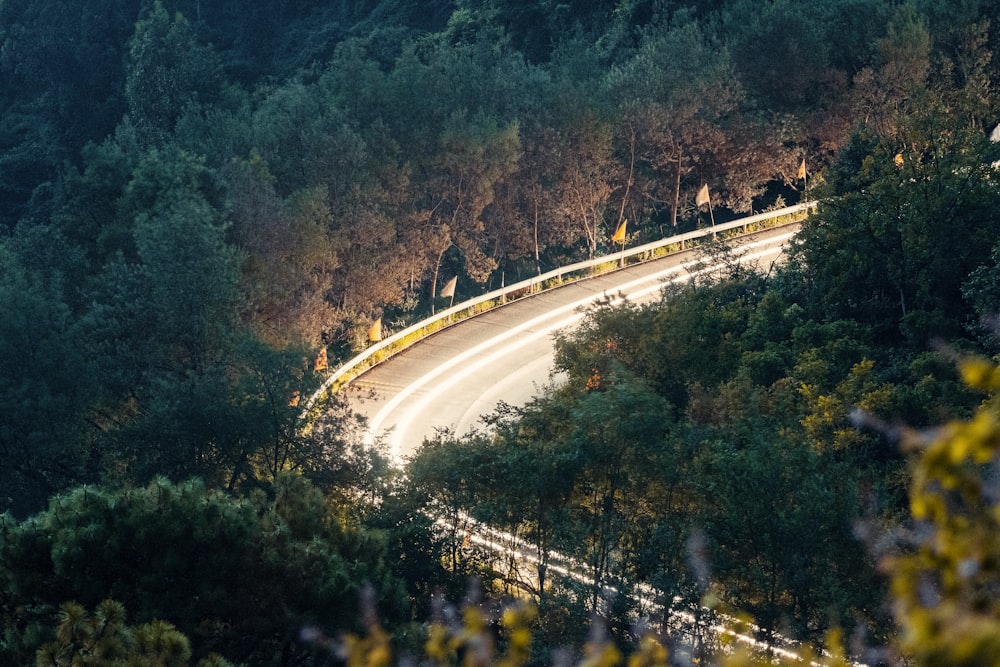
[533, 201, 541, 276]
[672, 148, 683, 229]
[618, 124, 635, 229]
[430, 244, 448, 312]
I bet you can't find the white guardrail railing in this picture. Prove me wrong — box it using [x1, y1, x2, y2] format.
[304, 201, 818, 411]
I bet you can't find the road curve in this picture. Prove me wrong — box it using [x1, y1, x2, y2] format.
[344, 225, 798, 462]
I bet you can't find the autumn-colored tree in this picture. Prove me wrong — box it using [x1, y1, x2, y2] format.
[606, 18, 743, 226]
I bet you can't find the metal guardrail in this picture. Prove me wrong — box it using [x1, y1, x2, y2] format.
[304, 201, 818, 410]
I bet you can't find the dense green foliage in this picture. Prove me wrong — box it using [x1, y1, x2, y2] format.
[3, 0, 1000, 663]
[0, 476, 409, 664]
[1, 0, 996, 512]
[402, 83, 1000, 651]
[282, 356, 1000, 667]
[34, 599, 233, 667]
[396, 11, 1000, 654]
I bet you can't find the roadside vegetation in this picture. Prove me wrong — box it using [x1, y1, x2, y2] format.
[3, 0, 1000, 664]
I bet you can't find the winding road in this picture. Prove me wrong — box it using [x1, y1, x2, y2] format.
[343, 224, 799, 462]
[337, 219, 851, 664]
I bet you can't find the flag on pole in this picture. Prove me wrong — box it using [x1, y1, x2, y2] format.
[611, 218, 627, 243]
[368, 317, 382, 343]
[440, 275, 457, 299]
[696, 184, 710, 207]
[797, 158, 807, 180]
[313, 347, 328, 372]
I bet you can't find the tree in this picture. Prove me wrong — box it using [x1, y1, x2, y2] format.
[0, 242, 95, 516]
[34, 599, 233, 667]
[124, 1, 223, 146]
[405, 430, 499, 581]
[877, 356, 1000, 665]
[963, 241, 1000, 349]
[70, 146, 343, 492]
[851, 4, 933, 137]
[559, 370, 671, 616]
[246, 66, 419, 341]
[82, 147, 245, 483]
[53, 128, 143, 273]
[481, 398, 580, 605]
[490, 121, 596, 276]
[0, 477, 408, 665]
[790, 110, 1000, 346]
[606, 18, 744, 226]
[0, 0, 138, 228]
[221, 160, 340, 348]
[381, 37, 528, 292]
[542, 274, 904, 644]
[693, 421, 882, 643]
[423, 112, 522, 292]
[357, 476, 453, 620]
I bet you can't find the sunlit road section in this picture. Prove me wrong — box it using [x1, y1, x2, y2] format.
[344, 225, 798, 462]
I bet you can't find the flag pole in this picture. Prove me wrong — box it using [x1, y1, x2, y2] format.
[708, 195, 716, 240]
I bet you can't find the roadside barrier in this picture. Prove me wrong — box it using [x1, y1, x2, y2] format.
[304, 201, 818, 411]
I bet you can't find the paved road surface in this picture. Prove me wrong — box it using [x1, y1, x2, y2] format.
[344, 225, 798, 462]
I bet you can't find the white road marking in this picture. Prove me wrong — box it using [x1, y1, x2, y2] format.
[371, 234, 793, 461]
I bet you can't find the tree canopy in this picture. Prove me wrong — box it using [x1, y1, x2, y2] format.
[3, 0, 1000, 663]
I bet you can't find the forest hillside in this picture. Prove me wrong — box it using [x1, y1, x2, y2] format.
[4, 1, 1000, 665]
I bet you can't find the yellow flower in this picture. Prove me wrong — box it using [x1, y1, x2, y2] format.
[959, 357, 1000, 392]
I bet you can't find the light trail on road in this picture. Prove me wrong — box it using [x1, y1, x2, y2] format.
[448, 510, 861, 667]
[369, 231, 795, 461]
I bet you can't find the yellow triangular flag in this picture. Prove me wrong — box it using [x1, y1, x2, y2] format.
[797, 158, 807, 180]
[313, 347, 328, 372]
[695, 184, 710, 207]
[368, 317, 382, 343]
[611, 218, 627, 243]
